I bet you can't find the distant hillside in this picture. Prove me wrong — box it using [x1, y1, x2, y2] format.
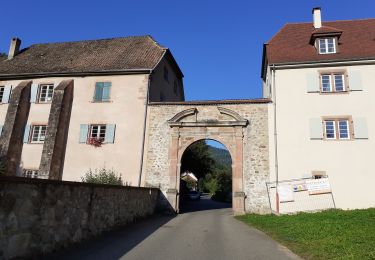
[207, 145, 232, 167]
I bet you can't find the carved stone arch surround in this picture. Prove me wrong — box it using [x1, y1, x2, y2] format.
[167, 107, 248, 215]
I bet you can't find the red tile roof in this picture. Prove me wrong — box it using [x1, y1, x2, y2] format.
[0, 36, 180, 77]
[265, 19, 375, 65]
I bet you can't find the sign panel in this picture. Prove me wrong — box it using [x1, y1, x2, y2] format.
[306, 178, 331, 195]
[291, 180, 307, 192]
[277, 185, 294, 202]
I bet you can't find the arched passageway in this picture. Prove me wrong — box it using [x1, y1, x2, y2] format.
[143, 102, 271, 215]
[179, 139, 232, 213]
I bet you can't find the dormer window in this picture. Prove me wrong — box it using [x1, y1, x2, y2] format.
[318, 38, 336, 54]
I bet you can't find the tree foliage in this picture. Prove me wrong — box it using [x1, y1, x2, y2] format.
[81, 167, 123, 185]
[181, 140, 232, 202]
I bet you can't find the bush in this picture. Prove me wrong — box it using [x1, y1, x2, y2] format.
[81, 167, 123, 185]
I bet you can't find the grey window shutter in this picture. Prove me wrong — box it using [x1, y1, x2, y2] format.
[105, 124, 116, 143]
[30, 83, 39, 103]
[0, 125, 3, 136]
[309, 118, 323, 139]
[23, 125, 31, 143]
[2, 85, 12, 103]
[306, 73, 320, 93]
[79, 124, 89, 143]
[348, 71, 363, 91]
[353, 118, 368, 139]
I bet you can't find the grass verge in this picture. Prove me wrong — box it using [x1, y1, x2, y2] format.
[236, 209, 375, 259]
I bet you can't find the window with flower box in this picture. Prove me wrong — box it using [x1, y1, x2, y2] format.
[79, 124, 116, 146]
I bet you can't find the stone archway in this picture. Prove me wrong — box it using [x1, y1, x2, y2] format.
[143, 100, 271, 215]
[166, 107, 248, 215]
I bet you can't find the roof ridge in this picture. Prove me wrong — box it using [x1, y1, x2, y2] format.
[145, 35, 167, 50]
[29, 35, 153, 47]
[284, 17, 375, 26]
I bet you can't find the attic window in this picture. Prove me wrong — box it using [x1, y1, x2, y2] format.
[318, 38, 336, 54]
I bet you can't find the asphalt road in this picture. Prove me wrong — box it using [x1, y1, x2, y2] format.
[48, 196, 299, 260]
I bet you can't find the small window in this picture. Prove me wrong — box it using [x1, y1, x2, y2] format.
[38, 84, 54, 103]
[324, 118, 351, 140]
[318, 38, 336, 54]
[31, 125, 47, 143]
[173, 80, 178, 95]
[164, 67, 169, 82]
[312, 171, 326, 179]
[320, 73, 346, 93]
[94, 82, 111, 102]
[24, 169, 38, 178]
[0, 86, 4, 102]
[89, 125, 106, 140]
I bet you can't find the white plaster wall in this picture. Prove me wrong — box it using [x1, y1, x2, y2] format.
[1, 75, 149, 185]
[62, 74, 149, 185]
[0, 79, 57, 173]
[271, 64, 375, 209]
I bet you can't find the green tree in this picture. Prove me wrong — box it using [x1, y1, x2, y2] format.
[81, 167, 123, 185]
[181, 140, 214, 179]
[180, 140, 233, 202]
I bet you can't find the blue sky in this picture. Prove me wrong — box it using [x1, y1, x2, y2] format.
[1, 1, 374, 100]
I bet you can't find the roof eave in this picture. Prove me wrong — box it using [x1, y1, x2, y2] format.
[0, 69, 153, 80]
[269, 56, 375, 68]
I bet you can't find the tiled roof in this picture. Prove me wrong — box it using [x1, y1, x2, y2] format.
[311, 25, 342, 35]
[0, 35, 168, 77]
[149, 98, 271, 105]
[265, 19, 375, 65]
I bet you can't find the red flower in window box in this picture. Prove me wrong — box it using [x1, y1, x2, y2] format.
[88, 137, 104, 147]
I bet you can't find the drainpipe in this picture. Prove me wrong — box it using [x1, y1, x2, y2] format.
[138, 71, 152, 187]
[272, 64, 280, 214]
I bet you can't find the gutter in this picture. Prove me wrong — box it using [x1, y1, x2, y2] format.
[0, 69, 153, 80]
[271, 64, 280, 214]
[270, 57, 375, 70]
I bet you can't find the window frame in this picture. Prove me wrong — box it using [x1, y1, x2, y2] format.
[317, 37, 337, 54]
[30, 125, 47, 143]
[322, 116, 353, 141]
[37, 84, 54, 103]
[23, 169, 39, 178]
[319, 70, 348, 94]
[88, 124, 107, 141]
[93, 82, 112, 102]
[0, 86, 4, 103]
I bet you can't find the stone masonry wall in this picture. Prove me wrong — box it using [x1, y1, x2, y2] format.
[143, 102, 271, 214]
[0, 177, 160, 259]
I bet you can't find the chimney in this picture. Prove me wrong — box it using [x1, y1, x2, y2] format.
[312, 7, 322, 29]
[8, 37, 21, 59]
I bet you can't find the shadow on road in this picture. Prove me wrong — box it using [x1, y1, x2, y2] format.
[43, 214, 175, 260]
[180, 194, 232, 214]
